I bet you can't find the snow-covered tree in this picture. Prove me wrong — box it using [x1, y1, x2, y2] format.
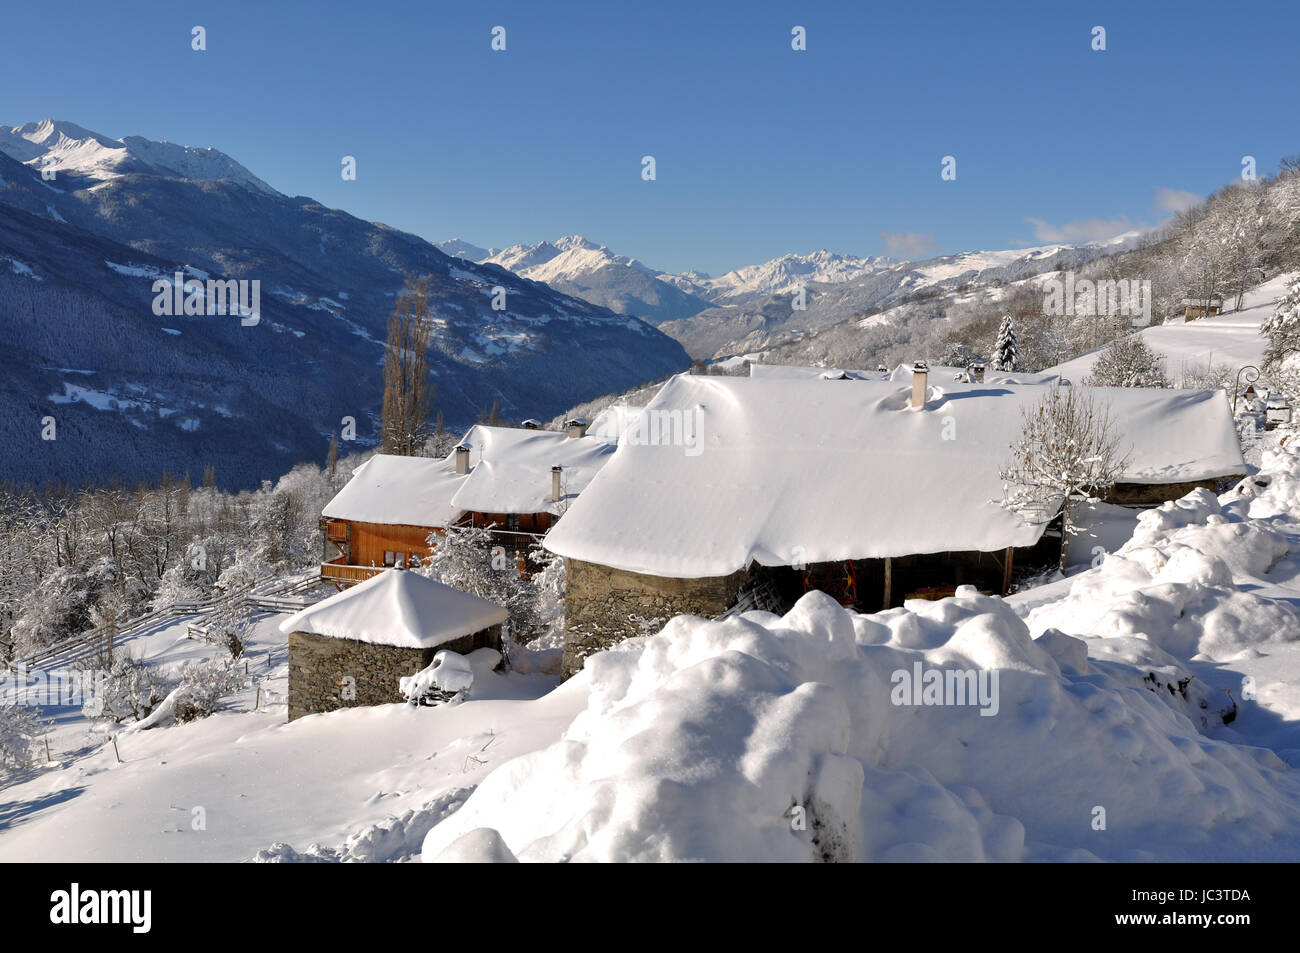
[1000, 386, 1130, 571]
[417, 526, 559, 657]
[88, 656, 169, 724]
[172, 659, 245, 723]
[8, 558, 118, 658]
[202, 597, 254, 659]
[0, 702, 45, 772]
[993, 315, 1018, 371]
[1262, 275, 1300, 370]
[1083, 335, 1170, 388]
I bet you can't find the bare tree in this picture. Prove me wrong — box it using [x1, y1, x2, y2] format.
[326, 432, 339, 478]
[1000, 386, 1130, 571]
[380, 276, 436, 456]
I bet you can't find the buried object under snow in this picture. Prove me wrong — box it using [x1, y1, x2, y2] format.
[401, 650, 478, 706]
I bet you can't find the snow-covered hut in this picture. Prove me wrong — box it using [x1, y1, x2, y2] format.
[283, 568, 508, 720]
[544, 373, 1246, 674]
[320, 425, 615, 585]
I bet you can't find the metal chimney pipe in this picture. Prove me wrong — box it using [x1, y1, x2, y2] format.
[454, 445, 470, 475]
[551, 465, 563, 503]
[910, 362, 928, 410]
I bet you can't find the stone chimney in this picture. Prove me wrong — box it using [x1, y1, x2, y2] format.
[564, 418, 589, 439]
[910, 361, 928, 410]
[454, 444, 470, 475]
[970, 363, 985, 384]
[551, 465, 563, 503]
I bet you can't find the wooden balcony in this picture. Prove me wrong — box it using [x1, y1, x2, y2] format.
[320, 559, 382, 585]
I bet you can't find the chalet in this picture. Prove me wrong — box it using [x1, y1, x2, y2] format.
[543, 371, 1246, 675]
[282, 568, 507, 720]
[320, 425, 615, 585]
[1183, 296, 1224, 321]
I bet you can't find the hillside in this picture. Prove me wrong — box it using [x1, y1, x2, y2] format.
[0, 123, 690, 490]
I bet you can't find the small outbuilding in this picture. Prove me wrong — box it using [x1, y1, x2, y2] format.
[282, 569, 507, 721]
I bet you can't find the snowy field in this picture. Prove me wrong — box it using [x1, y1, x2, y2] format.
[1047, 274, 1291, 384]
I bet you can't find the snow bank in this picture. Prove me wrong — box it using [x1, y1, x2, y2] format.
[421, 587, 1300, 862]
[1027, 476, 1298, 662]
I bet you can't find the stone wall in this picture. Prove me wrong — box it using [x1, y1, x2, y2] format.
[288, 625, 501, 721]
[1107, 477, 1238, 506]
[561, 559, 745, 677]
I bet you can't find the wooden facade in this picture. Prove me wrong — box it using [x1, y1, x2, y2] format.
[321, 511, 556, 586]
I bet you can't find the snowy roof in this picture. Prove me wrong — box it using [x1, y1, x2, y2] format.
[321, 454, 465, 527]
[279, 568, 507, 648]
[749, 363, 886, 381]
[750, 362, 1061, 385]
[886, 363, 1062, 386]
[543, 376, 1245, 577]
[449, 425, 615, 515]
[321, 427, 615, 526]
[587, 403, 651, 443]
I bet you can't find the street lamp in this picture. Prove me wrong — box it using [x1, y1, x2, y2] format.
[1232, 365, 1260, 415]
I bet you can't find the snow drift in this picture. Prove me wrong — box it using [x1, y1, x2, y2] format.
[422, 448, 1300, 862]
[421, 585, 1299, 862]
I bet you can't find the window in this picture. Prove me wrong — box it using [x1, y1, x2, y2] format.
[506, 514, 521, 532]
[383, 550, 397, 566]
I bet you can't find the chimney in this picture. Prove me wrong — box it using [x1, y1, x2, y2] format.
[454, 444, 470, 475]
[565, 417, 589, 439]
[551, 465, 563, 503]
[970, 363, 985, 384]
[910, 361, 928, 410]
[876, 364, 888, 374]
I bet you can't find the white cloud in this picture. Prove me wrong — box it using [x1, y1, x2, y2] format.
[1023, 216, 1137, 244]
[1155, 187, 1203, 215]
[878, 231, 938, 258]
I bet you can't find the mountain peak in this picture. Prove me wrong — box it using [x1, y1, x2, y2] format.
[0, 119, 281, 196]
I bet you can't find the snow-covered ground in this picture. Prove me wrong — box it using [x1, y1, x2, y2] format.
[0, 612, 566, 862]
[5, 440, 1300, 863]
[1047, 273, 1292, 384]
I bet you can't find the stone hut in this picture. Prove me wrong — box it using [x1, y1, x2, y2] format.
[283, 568, 508, 721]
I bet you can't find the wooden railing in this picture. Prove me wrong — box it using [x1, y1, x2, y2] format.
[320, 560, 382, 584]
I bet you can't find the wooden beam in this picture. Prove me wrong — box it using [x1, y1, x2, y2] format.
[883, 557, 892, 610]
[1001, 547, 1014, 596]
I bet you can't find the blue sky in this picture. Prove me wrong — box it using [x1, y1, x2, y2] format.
[2, 0, 1297, 275]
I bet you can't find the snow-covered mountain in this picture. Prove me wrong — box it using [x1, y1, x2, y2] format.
[441, 232, 1140, 354]
[0, 119, 280, 195]
[437, 235, 715, 325]
[0, 122, 690, 490]
[691, 248, 894, 304]
[660, 238, 1144, 359]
